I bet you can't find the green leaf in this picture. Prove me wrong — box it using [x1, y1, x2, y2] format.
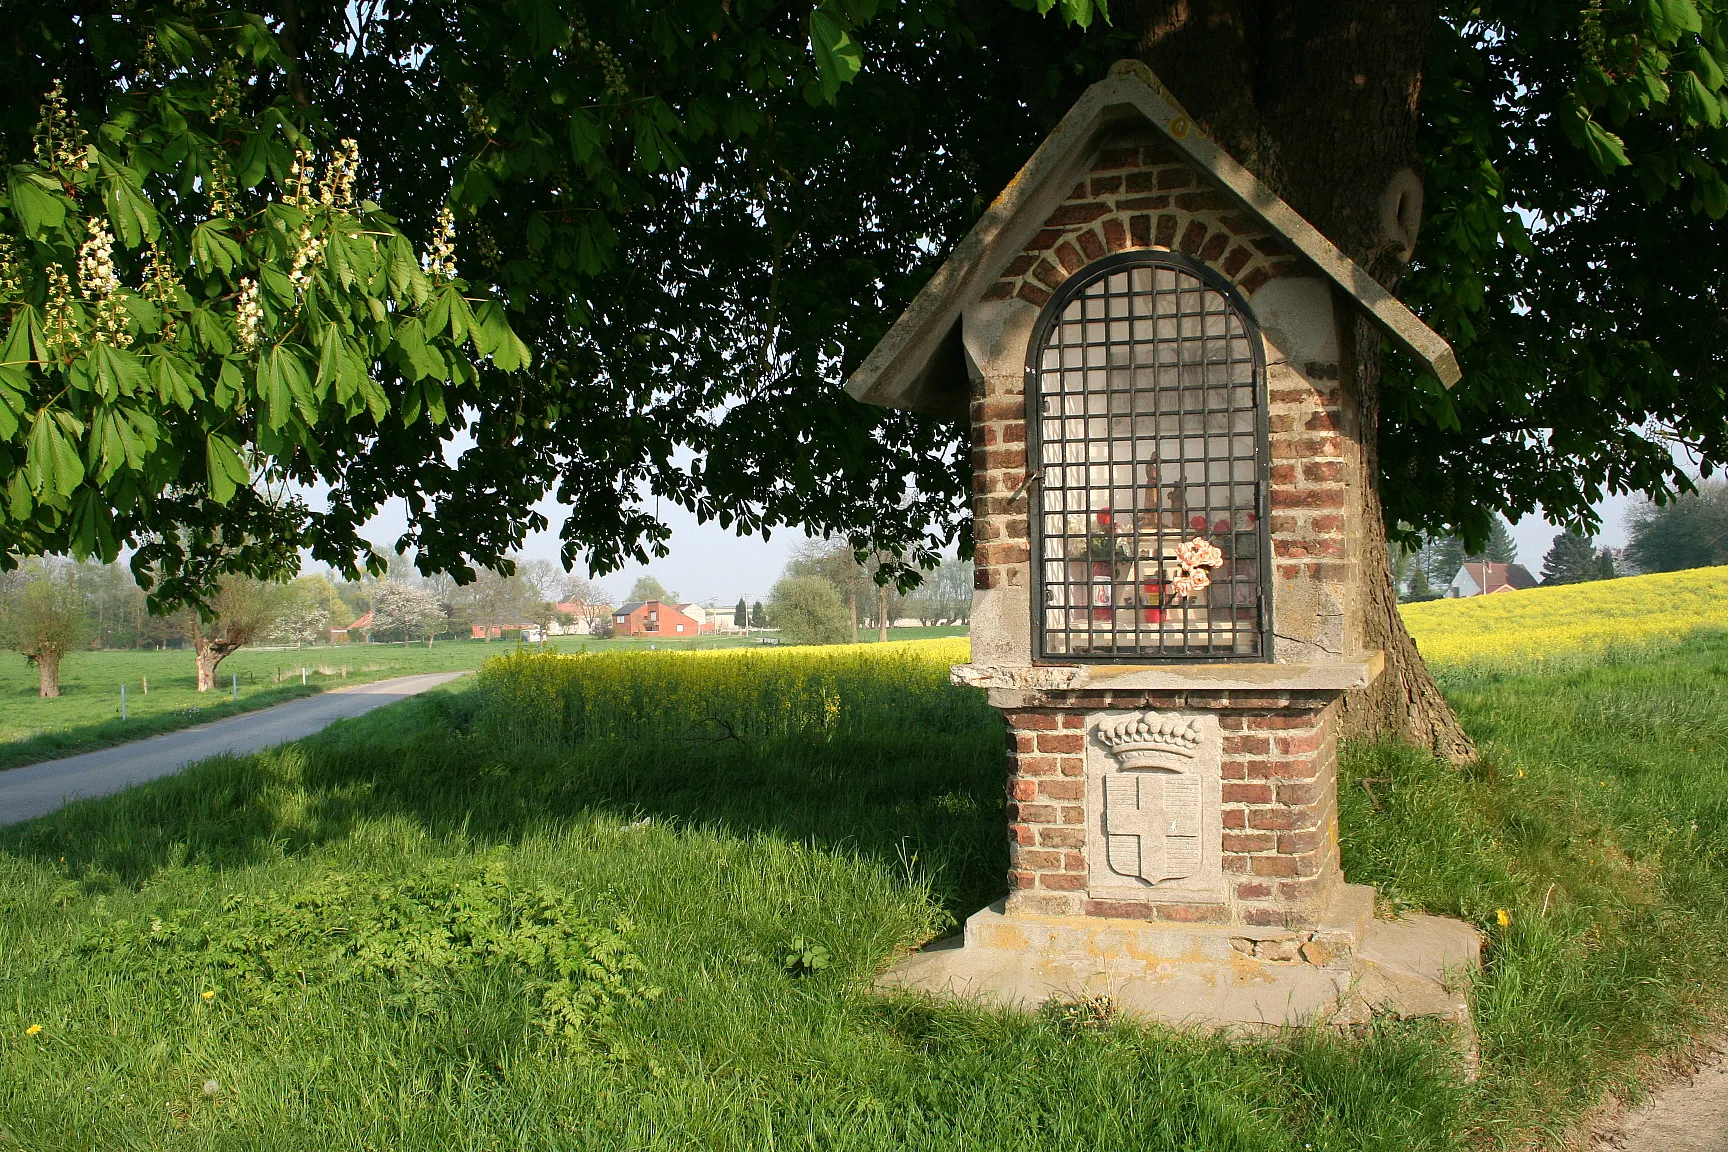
[809, 10, 864, 103]
[7, 170, 67, 238]
[1677, 70, 1723, 125]
[1581, 118, 1632, 170]
[190, 220, 244, 274]
[0, 365, 27, 438]
[26, 407, 85, 497]
[263, 345, 317, 426]
[2, 306, 46, 369]
[205, 432, 249, 503]
[90, 343, 149, 400]
[150, 352, 203, 409]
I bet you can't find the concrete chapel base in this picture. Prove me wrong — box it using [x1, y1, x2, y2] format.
[877, 883, 1480, 1033]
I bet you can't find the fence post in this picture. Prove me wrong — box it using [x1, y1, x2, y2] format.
[232, 672, 238, 701]
[141, 676, 148, 694]
[120, 683, 126, 720]
[301, 666, 307, 685]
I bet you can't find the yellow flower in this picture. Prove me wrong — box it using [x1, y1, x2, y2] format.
[201, 990, 216, 1001]
[1495, 909, 1511, 928]
[24, 1024, 42, 1036]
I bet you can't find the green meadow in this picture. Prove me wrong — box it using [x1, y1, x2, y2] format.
[0, 628, 1723, 1148]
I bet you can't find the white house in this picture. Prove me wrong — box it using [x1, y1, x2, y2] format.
[1446, 561, 1539, 598]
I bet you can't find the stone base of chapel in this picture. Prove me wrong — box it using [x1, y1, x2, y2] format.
[876, 884, 1479, 1034]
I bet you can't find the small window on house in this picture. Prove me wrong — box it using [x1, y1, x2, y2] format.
[1027, 253, 1270, 662]
[676, 624, 685, 633]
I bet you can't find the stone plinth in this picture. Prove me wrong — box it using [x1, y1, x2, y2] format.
[878, 885, 1480, 1032]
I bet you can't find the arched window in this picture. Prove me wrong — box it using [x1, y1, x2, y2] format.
[1027, 253, 1270, 661]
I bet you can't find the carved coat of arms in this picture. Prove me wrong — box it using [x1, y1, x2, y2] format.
[1096, 712, 1205, 885]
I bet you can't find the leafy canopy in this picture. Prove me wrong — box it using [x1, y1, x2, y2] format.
[2, 0, 1724, 606]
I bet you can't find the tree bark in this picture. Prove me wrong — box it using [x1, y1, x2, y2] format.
[36, 651, 60, 698]
[1105, 0, 1473, 759]
[878, 582, 889, 642]
[193, 636, 241, 692]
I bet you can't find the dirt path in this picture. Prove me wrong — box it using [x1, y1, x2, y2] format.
[0, 671, 468, 825]
[1596, 1044, 1728, 1152]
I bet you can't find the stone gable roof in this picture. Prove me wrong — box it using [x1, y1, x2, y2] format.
[845, 61, 1459, 418]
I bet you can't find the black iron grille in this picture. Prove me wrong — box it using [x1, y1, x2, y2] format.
[1029, 256, 1268, 661]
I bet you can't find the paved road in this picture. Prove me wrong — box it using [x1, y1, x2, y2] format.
[0, 671, 468, 825]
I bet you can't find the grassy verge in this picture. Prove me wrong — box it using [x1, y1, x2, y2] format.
[0, 634, 1723, 1147]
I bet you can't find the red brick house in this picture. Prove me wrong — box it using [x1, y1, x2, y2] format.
[612, 600, 700, 638]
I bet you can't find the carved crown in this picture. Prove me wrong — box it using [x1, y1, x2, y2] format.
[1095, 712, 1202, 771]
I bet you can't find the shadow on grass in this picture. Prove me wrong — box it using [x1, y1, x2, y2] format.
[0, 683, 1013, 919]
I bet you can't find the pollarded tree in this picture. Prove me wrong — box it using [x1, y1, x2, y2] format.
[188, 578, 282, 691]
[4, 575, 91, 697]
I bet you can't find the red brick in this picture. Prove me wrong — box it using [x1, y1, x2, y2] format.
[1302, 460, 1345, 483]
[1059, 805, 1084, 825]
[1271, 488, 1345, 510]
[1010, 870, 1037, 889]
[1050, 241, 1083, 274]
[1038, 827, 1086, 848]
[1243, 908, 1287, 926]
[1278, 829, 1326, 854]
[1155, 903, 1230, 923]
[1275, 731, 1326, 756]
[1250, 855, 1299, 877]
[1130, 214, 1153, 247]
[1063, 851, 1087, 872]
[1076, 229, 1106, 262]
[1179, 221, 1207, 255]
[1219, 213, 1257, 234]
[1010, 780, 1037, 802]
[1125, 170, 1159, 194]
[1177, 190, 1232, 212]
[1221, 247, 1252, 279]
[1039, 873, 1087, 891]
[1085, 899, 1155, 920]
[1062, 714, 1086, 728]
[1003, 254, 1036, 278]
[1223, 734, 1271, 755]
[1061, 758, 1086, 777]
[1101, 217, 1127, 252]
[1118, 195, 1171, 211]
[1012, 755, 1059, 778]
[1157, 167, 1195, 190]
[1306, 410, 1338, 432]
[1275, 781, 1324, 806]
[1009, 713, 1060, 731]
[1251, 235, 1289, 255]
[1223, 832, 1276, 853]
[1155, 214, 1177, 248]
[1048, 202, 1110, 227]
[1142, 142, 1179, 164]
[1036, 732, 1084, 754]
[1221, 854, 1249, 873]
[1238, 713, 1322, 731]
[1236, 882, 1274, 900]
[1038, 779, 1084, 801]
[1222, 782, 1273, 804]
[1222, 808, 1246, 829]
[1198, 230, 1229, 263]
[1025, 229, 1065, 252]
[1092, 147, 1141, 171]
[1220, 761, 1246, 780]
[981, 282, 1014, 301]
[1274, 538, 1345, 560]
[1016, 282, 1051, 307]
[1311, 514, 1344, 533]
[1269, 463, 1296, 486]
[1239, 267, 1270, 294]
[1248, 808, 1314, 832]
[1089, 175, 1123, 195]
[1011, 847, 1062, 870]
[1278, 878, 1328, 902]
[1031, 259, 1066, 290]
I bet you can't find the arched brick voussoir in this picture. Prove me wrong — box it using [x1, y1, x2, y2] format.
[989, 137, 1296, 305]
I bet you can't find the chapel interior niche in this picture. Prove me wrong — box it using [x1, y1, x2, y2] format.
[1030, 257, 1269, 661]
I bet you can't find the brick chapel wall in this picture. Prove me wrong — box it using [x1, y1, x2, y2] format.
[966, 131, 1367, 666]
[1002, 693, 1342, 928]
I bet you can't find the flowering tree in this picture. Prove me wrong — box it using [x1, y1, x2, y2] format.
[370, 579, 444, 647]
[0, 22, 528, 614]
[3, 573, 90, 697]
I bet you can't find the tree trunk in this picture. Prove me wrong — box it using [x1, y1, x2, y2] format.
[194, 637, 241, 692]
[877, 583, 889, 642]
[1104, 0, 1472, 759]
[847, 587, 858, 644]
[36, 651, 60, 698]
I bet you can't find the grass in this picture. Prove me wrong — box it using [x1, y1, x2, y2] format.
[1399, 564, 1728, 666]
[0, 606, 1724, 1146]
[0, 627, 966, 772]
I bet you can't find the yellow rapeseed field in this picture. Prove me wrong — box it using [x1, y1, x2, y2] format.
[1399, 565, 1728, 665]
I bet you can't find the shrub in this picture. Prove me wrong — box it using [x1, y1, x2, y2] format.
[768, 575, 852, 645]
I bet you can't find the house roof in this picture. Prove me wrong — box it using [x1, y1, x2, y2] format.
[616, 600, 686, 615]
[1455, 562, 1539, 592]
[334, 609, 373, 632]
[845, 60, 1460, 417]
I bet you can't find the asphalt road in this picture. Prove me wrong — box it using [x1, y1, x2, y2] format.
[0, 671, 468, 825]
